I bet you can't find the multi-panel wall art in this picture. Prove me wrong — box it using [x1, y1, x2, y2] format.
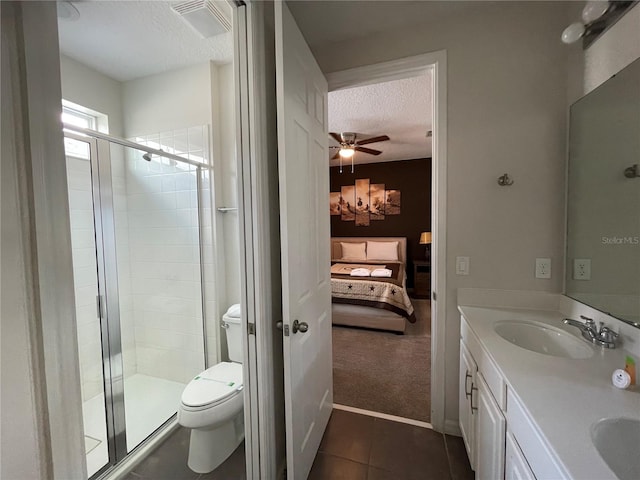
[330, 179, 401, 226]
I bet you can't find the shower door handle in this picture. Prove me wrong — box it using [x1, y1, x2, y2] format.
[96, 295, 104, 319]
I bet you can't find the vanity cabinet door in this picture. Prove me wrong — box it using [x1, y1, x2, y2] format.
[459, 340, 477, 470]
[475, 373, 506, 480]
[505, 432, 536, 480]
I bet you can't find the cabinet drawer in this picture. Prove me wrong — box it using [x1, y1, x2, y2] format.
[507, 390, 566, 479]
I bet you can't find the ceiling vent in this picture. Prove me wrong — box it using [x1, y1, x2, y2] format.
[171, 0, 231, 39]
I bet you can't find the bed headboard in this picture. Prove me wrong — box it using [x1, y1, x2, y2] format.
[331, 237, 407, 265]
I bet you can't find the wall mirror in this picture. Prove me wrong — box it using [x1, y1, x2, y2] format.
[565, 56, 640, 327]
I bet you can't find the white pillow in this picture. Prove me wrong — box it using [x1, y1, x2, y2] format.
[340, 242, 366, 260]
[366, 241, 399, 261]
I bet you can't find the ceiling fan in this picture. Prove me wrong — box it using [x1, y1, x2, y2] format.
[329, 132, 390, 173]
[329, 132, 390, 159]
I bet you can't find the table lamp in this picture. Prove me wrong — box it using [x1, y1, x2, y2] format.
[419, 231, 432, 260]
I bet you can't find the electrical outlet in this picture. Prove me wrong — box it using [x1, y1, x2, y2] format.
[573, 259, 591, 280]
[535, 258, 551, 279]
[456, 256, 469, 276]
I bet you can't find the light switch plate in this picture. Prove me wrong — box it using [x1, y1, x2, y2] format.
[535, 258, 551, 279]
[456, 256, 469, 276]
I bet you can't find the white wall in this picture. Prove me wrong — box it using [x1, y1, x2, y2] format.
[60, 54, 125, 136]
[123, 63, 213, 137]
[309, 2, 570, 429]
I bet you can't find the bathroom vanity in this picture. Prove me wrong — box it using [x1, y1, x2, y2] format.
[455, 54, 640, 480]
[457, 290, 640, 480]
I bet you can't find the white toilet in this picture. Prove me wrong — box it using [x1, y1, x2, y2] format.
[178, 304, 244, 474]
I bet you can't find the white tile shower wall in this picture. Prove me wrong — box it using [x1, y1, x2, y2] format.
[124, 151, 206, 384]
[111, 145, 137, 379]
[66, 156, 103, 402]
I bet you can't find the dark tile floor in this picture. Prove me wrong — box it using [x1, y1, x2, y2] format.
[123, 427, 246, 480]
[309, 409, 474, 480]
[122, 410, 472, 480]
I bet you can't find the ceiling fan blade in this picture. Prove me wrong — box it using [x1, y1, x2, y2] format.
[355, 146, 382, 156]
[356, 135, 390, 146]
[331, 152, 340, 160]
[329, 132, 343, 144]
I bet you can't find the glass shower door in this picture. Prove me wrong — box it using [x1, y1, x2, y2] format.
[65, 130, 208, 476]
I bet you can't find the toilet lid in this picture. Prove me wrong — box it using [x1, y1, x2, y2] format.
[225, 304, 241, 318]
[181, 362, 243, 408]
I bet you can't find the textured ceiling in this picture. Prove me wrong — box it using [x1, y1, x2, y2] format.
[57, 1, 233, 82]
[329, 74, 432, 166]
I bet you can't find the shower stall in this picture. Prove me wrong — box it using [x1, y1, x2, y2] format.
[64, 125, 215, 477]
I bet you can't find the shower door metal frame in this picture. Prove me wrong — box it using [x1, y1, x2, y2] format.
[65, 131, 128, 474]
[92, 137, 129, 464]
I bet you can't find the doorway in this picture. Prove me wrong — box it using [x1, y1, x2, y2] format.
[326, 51, 448, 431]
[328, 77, 433, 426]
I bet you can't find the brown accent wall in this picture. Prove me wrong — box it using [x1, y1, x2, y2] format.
[330, 158, 432, 287]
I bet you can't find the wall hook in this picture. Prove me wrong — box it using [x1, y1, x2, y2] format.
[624, 164, 640, 178]
[497, 173, 514, 186]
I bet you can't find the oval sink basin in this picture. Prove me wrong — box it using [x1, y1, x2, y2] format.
[591, 418, 640, 480]
[494, 320, 593, 359]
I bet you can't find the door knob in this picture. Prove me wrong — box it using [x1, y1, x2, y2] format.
[292, 319, 308, 334]
[276, 321, 283, 330]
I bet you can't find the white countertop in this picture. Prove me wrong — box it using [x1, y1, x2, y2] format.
[458, 304, 640, 480]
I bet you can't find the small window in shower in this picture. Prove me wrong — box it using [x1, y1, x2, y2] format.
[62, 105, 97, 160]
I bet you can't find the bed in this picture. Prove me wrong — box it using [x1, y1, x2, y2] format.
[330, 237, 416, 333]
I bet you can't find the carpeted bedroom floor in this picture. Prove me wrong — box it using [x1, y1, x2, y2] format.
[332, 299, 431, 423]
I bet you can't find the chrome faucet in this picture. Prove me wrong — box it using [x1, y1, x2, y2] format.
[563, 315, 618, 348]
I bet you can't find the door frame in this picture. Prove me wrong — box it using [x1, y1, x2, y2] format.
[325, 50, 448, 433]
[237, 1, 286, 478]
[11, 1, 264, 478]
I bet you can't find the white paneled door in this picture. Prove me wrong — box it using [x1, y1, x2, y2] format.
[275, 2, 332, 479]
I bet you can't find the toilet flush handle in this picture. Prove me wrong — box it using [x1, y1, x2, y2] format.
[221, 321, 229, 329]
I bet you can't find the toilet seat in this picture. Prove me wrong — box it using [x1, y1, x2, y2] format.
[181, 362, 243, 409]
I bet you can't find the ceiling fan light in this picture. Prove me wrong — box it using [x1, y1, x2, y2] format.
[339, 147, 355, 158]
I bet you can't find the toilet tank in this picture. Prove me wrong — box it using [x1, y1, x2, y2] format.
[223, 304, 243, 363]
